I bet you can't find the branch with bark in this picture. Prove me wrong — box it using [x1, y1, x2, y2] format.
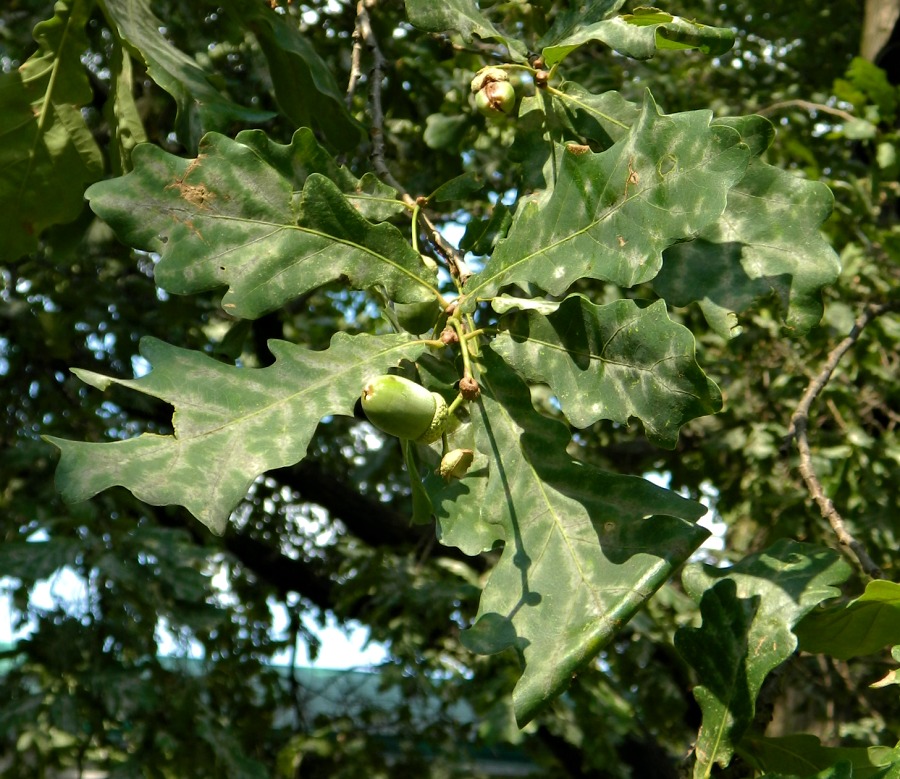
[785, 301, 898, 579]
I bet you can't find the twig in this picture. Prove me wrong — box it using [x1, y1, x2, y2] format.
[785, 302, 898, 579]
[345, 8, 365, 108]
[756, 99, 858, 125]
[353, 0, 472, 284]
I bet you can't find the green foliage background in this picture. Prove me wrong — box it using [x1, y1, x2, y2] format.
[1, 0, 899, 777]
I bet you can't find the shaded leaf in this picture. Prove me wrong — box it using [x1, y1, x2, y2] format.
[549, 82, 641, 149]
[794, 580, 900, 660]
[232, 0, 363, 152]
[675, 540, 851, 777]
[85, 130, 434, 320]
[430, 172, 484, 202]
[0, 539, 82, 583]
[100, 0, 274, 150]
[104, 41, 148, 175]
[0, 0, 102, 261]
[493, 295, 721, 448]
[538, 0, 625, 51]
[45, 333, 429, 535]
[460, 204, 513, 256]
[542, 9, 735, 66]
[654, 159, 840, 338]
[404, 0, 527, 61]
[743, 734, 900, 779]
[461, 93, 750, 309]
[453, 348, 709, 725]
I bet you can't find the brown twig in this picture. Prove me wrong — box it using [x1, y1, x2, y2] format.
[353, 0, 472, 284]
[785, 302, 898, 579]
[756, 99, 858, 125]
[345, 7, 365, 108]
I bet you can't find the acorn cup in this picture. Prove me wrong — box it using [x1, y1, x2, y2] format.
[361, 375, 449, 444]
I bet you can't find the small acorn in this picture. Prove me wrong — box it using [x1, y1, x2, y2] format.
[361, 375, 449, 444]
[438, 448, 475, 481]
[471, 66, 516, 117]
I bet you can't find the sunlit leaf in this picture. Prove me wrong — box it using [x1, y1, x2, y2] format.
[493, 295, 721, 448]
[46, 333, 429, 535]
[654, 159, 840, 337]
[542, 9, 735, 66]
[85, 130, 434, 319]
[462, 93, 750, 309]
[675, 540, 851, 777]
[404, 0, 528, 61]
[452, 348, 709, 725]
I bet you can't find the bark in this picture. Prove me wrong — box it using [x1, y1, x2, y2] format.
[861, 0, 900, 61]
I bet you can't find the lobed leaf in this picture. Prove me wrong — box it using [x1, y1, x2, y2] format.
[0, 0, 103, 261]
[85, 130, 434, 319]
[99, 0, 274, 149]
[461, 92, 750, 309]
[451, 348, 710, 725]
[404, 0, 528, 61]
[45, 333, 429, 535]
[742, 734, 900, 779]
[794, 580, 900, 660]
[493, 295, 721, 448]
[654, 159, 841, 337]
[675, 540, 851, 777]
[542, 8, 735, 67]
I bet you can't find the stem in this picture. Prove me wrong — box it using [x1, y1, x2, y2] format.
[785, 301, 898, 579]
[354, 0, 472, 287]
[447, 393, 466, 416]
[449, 318, 474, 379]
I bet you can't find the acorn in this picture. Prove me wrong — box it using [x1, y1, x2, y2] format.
[471, 66, 515, 117]
[361, 375, 449, 444]
[438, 448, 475, 481]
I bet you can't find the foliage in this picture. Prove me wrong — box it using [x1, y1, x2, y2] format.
[1, 0, 899, 777]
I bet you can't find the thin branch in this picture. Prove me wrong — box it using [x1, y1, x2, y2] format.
[353, 0, 472, 284]
[345, 8, 365, 107]
[756, 99, 858, 124]
[785, 302, 898, 579]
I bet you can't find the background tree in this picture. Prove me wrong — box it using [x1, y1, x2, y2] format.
[1, 1, 899, 778]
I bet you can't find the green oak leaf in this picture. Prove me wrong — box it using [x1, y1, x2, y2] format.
[542, 9, 735, 66]
[742, 734, 900, 779]
[404, 0, 527, 61]
[104, 42, 148, 175]
[538, 0, 626, 52]
[461, 92, 751, 310]
[654, 158, 840, 338]
[45, 333, 429, 535]
[493, 295, 721, 448]
[794, 580, 900, 660]
[100, 0, 274, 149]
[232, 0, 363, 152]
[0, 0, 103, 261]
[456, 347, 710, 725]
[85, 130, 434, 320]
[549, 82, 641, 150]
[675, 540, 851, 778]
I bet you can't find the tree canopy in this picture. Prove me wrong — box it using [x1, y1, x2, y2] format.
[1, 0, 899, 777]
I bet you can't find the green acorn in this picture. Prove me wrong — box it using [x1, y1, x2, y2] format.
[361, 375, 449, 444]
[438, 448, 475, 481]
[471, 66, 516, 117]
